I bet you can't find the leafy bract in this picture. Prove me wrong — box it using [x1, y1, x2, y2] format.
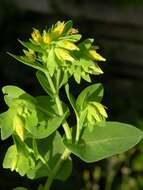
[3, 145, 35, 176]
[64, 122, 143, 163]
[0, 111, 14, 140]
[27, 132, 72, 181]
[2, 85, 36, 107]
[61, 34, 81, 42]
[65, 84, 77, 116]
[8, 53, 46, 72]
[25, 110, 67, 139]
[36, 71, 53, 97]
[19, 40, 44, 53]
[76, 83, 104, 111]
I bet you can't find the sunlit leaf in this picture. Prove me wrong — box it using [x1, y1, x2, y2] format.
[64, 122, 143, 162]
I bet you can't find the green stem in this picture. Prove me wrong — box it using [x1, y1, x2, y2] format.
[44, 71, 72, 140]
[75, 117, 80, 143]
[44, 148, 71, 190]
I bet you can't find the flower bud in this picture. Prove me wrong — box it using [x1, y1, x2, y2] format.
[55, 48, 74, 62]
[24, 49, 36, 62]
[88, 49, 106, 61]
[31, 28, 41, 43]
[13, 115, 25, 141]
[58, 40, 79, 51]
[43, 31, 51, 45]
[69, 28, 79, 35]
[53, 21, 65, 37]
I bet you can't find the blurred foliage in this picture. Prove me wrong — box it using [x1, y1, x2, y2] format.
[102, 0, 143, 6]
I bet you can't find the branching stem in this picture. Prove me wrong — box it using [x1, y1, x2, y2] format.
[44, 71, 72, 140]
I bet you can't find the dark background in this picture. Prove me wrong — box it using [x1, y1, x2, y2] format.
[1, 0, 143, 189]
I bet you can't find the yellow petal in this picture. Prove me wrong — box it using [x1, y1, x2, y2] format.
[53, 21, 65, 36]
[89, 50, 106, 61]
[58, 40, 79, 51]
[43, 32, 51, 45]
[13, 115, 25, 141]
[55, 48, 74, 62]
[92, 102, 108, 118]
[31, 28, 41, 43]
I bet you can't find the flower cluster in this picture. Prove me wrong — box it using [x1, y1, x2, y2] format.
[17, 20, 106, 83]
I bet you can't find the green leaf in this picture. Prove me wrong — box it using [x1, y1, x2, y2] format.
[65, 84, 78, 116]
[36, 71, 53, 97]
[2, 85, 36, 107]
[25, 108, 68, 139]
[78, 38, 94, 50]
[59, 71, 69, 88]
[3, 145, 17, 170]
[63, 20, 73, 34]
[47, 48, 57, 76]
[64, 122, 143, 163]
[0, 111, 14, 140]
[73, 67, 81, 84]
[76, 83, 104, 111]
[36, 96, 57, 116]
[27, 132, 72, 181]
[61, 34, 81, 42]
[19, 40, 44, 53]
[3, 144, 35, 176]
[2, 85, 25, 106]
[8, 53, 45, 72]
[13, 187, 28, 190]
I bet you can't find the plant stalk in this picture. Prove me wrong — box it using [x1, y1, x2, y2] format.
[45, 71, 72, 140]
[44, 148, 71, 190]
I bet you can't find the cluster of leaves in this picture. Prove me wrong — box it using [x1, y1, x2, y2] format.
[102, 0, 143, 6]
[0, 20, 143, 190]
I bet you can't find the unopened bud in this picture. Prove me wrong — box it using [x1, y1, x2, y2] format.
[13, 115, 25, 141]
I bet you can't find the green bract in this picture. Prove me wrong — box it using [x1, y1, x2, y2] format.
[0, 20, 143, 190]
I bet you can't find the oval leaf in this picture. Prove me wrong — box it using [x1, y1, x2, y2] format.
[64, 122, 143, 163]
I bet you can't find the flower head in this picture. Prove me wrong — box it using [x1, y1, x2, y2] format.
[31, 28, 41, 43]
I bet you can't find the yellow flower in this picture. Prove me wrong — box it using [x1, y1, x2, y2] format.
[58, 40, 79, 51]
[55, 48, 74, 62]
[88, 49, 106, 61]
[53, 21, 65, 37]
[13, 115, 25, 141]
[43, 31, 51, 45]
[92, 102, 108, 118]
[31, 28, 41, 43]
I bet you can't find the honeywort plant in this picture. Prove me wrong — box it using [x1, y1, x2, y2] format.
[0, 20, 143, 190]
